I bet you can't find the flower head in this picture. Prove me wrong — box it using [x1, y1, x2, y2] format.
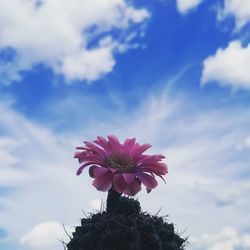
[74, 135, 168, 196]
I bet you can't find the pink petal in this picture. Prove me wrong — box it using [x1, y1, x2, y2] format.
[94, 136, 111, 154]
[137, 172, 158, 191]
[123, 138, 136, 153]
[122, 173, 135, 184]
[74, 150, 104, 165]
[74, 151, 88, 159]
[92, 166, 110, 178]
[74, 152, 82, 158]
[80, 161, 101, 167]
[140, 163, 168, 175]
[136, 154, 165, 165]
[76, 163, 90, 175]
[123, 178, 141, 196]
[84, 141, 105, 157]
[135, 154, 148, 162]
[138, 167, 167, 184]
[79, 154, 104, 165]
[107, 135, 122, 153]
[92, 170, 113, 192]
[113, 173, 127, 193]
[131, 143, 151, 160]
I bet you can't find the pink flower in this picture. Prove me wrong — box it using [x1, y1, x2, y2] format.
[74, 135, 168, 196]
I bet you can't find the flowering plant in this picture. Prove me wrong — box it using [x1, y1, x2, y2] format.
[74, 135, 167, 196]
[67, 135, 188, 250]
[67, 136, 187, 249]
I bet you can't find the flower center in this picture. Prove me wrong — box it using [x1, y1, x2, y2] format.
[106, 153, 135, 172]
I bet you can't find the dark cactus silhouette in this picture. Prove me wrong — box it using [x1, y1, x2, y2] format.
[67, 190, 187, 250]
[69, 136, 187, 249]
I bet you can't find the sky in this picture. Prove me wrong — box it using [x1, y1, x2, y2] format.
[0, 0, 250, 249]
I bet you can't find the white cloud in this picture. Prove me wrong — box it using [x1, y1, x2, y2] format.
[219, 0, 250, 30]
[0, 0, 149, 84]
[201, 40, 250, 89]
[89, 199, 102, 210]
[236, 135, 250, 150]
[0, 137, 19, 167]
[20, 221, 73, 249]
[245, 136, 250, 148]
[191, 227, 250, 250]
[202, 1, 250, 89]
[243, 235, 250, 248]
[176, 0, 202, 14]
[0, 102, 102, 249]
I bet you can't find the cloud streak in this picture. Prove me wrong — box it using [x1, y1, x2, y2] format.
[191, 227, 250, 250]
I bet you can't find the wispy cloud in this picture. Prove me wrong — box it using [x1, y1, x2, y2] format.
[191, 227, 250, 250]
[1, 75, 250, 249]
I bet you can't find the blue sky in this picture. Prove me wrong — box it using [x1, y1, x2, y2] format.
[1, 0, 250, 249]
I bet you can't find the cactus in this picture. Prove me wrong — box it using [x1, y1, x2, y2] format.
[69, 136, 187, 249]
[67, 190, 187, 250]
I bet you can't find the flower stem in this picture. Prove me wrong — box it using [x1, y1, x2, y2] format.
[106, 189, 121, 214]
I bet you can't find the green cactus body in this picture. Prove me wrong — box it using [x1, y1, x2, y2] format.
[67, 193, 186, 250]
